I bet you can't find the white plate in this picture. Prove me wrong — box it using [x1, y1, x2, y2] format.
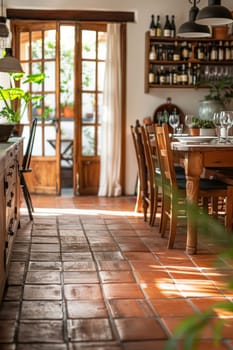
[175, 136, 217, 144]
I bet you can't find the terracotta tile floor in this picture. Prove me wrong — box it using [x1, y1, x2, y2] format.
[0, 195, 233, 349]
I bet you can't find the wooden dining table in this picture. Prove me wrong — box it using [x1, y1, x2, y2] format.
[171, 140, 233, 255]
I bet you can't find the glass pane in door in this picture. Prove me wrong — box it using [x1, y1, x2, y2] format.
[60, 26, 75, 116]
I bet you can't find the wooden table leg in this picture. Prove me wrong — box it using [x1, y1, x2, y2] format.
[184, 152, 203, 255]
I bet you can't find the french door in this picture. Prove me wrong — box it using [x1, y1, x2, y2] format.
[12, 20, 107, 195]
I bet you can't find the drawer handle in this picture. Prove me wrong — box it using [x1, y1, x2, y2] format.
[7, 171, 13, 177]
[7, 199, 12, 207]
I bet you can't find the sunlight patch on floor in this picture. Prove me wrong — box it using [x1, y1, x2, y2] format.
[20, 207, 144, 217]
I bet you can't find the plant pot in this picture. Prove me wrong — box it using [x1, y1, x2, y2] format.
[11, 123, 24, 137]
[0, 124, 15, 142]
[63, 106, 74, 118]
[199, 128, 216, 136]
[189, 128, 200, 136]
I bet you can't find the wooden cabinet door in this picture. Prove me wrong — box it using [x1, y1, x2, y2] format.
[0, 167, 6, 301]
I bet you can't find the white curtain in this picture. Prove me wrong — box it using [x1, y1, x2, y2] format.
[98, 23, 122, 197]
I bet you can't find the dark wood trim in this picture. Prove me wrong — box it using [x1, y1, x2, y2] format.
[7, 9, 135, 23]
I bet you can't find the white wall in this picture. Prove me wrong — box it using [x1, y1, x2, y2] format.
[5, 0, 233, 194]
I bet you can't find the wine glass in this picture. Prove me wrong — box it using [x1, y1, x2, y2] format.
[213, 112, 223, 143]
[220, 111, 233, 143]
[169, 114, 180, 134]
[185, 114, 194, 133]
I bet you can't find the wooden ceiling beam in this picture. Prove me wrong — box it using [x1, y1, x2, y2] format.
[6, 9, 135, 22]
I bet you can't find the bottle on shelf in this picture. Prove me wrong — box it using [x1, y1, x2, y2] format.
[173, 41, 181, 61]
[149, 44, 157, 60]
[157, 44, 163, 60]
[180, 64, 188, 85]
[180, 41, 189, 61]
[210, 41, 218, 61]
[224, 41, 231, 61]
[156, 15, 162, 37]
[149, 14, 156, 37]
[168, 67, 173, 85]
[159, 66, 166, 84]
[148, 64, 155, 83]
[170, 15, 176, 38]
[196, 42, 205, 60]
[163, 15, 171, 37]
[230, 41, 233, 60]
[218, 41, 224, 61]
[187, 62, 193, 85]
[172, 66, 178, 85]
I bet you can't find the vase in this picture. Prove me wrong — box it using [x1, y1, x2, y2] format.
[198, 100, 224, 121]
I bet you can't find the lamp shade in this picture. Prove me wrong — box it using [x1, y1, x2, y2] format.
[178, 21, 211, 37]
[0, 48, 24, 73]
[196, 0, 233, 26]
[178, 0, 211, 38]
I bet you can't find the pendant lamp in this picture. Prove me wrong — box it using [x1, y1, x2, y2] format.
[196, 0, 233, 26]
[0, 48, 24, 73]
[178, 0, 211, 37]
[0, 0, 9, 38]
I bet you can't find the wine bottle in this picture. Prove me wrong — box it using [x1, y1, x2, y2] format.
[218, 41, 224, 61]
[187, 62, 193, 85]
[224, 41, 231, 61]
[163, 15, 171, 37]
[172, 66, 178, 85]
[173, 41, 180, 61]
[148, 64, 155, 83]
[180, 64, 188, 85]
[159, 66, 166, 84]
[180, 41, 189, 60]
[210, 41, 218, 61]
[149, 45, 156, 60]
[156, 15, 162, 37]
[196, 42, 205, 60]
[170, 15, 176, 38]
[149, 14, 156, 37]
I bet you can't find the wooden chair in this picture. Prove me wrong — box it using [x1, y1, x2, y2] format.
[130, 120, 156, 224]
[19, 119, 37, 221]
[155, 123, 233, 248]
[143, 123, 163, 227]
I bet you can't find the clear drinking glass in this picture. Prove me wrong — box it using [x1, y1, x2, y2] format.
[213, 112, 223, 143]
[220, 111, 233, 143]
[169, 114, 180, 134]
[184, 114, 194, 132]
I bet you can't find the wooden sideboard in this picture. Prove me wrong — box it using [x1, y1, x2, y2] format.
[0, 138, 23, 302]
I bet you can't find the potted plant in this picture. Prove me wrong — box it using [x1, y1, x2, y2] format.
[0, 72, 45, 134]
[199, 119, 216, 136]
[189, 117, 201, 136]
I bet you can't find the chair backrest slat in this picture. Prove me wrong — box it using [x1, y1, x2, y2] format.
[155, 123, 177, 188]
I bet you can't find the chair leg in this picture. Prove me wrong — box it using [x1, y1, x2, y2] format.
[167, 202, 178, 249]
[20, 174, 34, 221]
[142, 195, 149, 222]
[134, 179, 143, 213]
[225, 188, 233, 230]
[149, 187, 155, 226]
